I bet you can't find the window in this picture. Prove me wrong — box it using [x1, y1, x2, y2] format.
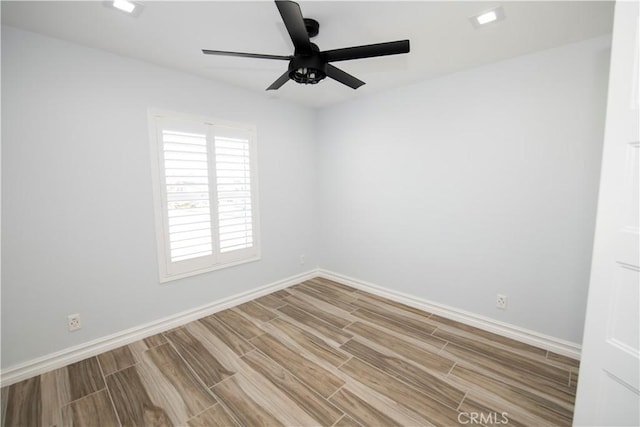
[148, 110, 260, 282]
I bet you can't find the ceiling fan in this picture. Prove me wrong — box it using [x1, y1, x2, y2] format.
[202, 0, 410, 90]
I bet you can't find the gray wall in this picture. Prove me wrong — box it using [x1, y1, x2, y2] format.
[1, 26, 319, 368]
[316, 36, 611, 343]
[2, 26, 610, 369]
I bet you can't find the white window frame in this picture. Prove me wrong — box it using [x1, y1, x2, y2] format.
[148, 109, 261, 282]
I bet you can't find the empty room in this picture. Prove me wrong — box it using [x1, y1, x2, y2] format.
[1, 0, 638, 426]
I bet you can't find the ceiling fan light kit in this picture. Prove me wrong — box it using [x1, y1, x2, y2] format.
[289, 43, 326, 85]
[202, 0, 410, 91]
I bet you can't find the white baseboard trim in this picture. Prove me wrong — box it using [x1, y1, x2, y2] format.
[0, 269, 320, 387]
[317, 269, 582, 360]
[2, 267, 580, 386]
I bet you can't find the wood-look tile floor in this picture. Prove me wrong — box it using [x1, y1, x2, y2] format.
[1, 278, 580, 426]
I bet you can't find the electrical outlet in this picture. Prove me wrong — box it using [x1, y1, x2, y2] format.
[496, 294, 507, 310]
[299, 254, 305, 265]
[67, 314, 81, 331]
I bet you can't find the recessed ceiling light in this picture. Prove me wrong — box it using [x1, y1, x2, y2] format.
[113, 0, 135, 13]
[477, 11, 497, 25]
[103, 0, 143, 17]
[470, 6, 505, 29]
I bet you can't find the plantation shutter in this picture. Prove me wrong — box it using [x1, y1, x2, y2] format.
[215, 131, 254, 254]
[162, 129, 214, 263]
[150, 112, 260, 282]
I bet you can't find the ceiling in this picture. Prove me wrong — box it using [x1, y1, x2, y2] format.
[1, 1, 614, 108]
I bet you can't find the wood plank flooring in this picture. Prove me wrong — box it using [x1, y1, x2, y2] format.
[1, 278, 580, 426]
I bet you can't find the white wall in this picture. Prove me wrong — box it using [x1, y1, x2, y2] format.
[1, 26, 318, 368]
[316, 36, 611, 343]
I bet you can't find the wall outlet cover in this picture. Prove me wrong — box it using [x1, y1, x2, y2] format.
[67, 314, 81, 331]
[496, 294, 507, 310]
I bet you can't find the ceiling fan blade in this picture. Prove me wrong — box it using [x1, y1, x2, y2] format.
[275, 1, 312, 54]
[326, 64, 365, 89]
[266, 70, 291, 90]
[322, 40, 410, 63]
[202, 49, 291, 61]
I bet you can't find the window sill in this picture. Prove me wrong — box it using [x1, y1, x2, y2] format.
[159, 255, 261, 284]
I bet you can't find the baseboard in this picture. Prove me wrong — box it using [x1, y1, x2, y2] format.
[317, 269, 582, 360]
[0, 269, 320, 387]
[1, 267, 581, 386]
